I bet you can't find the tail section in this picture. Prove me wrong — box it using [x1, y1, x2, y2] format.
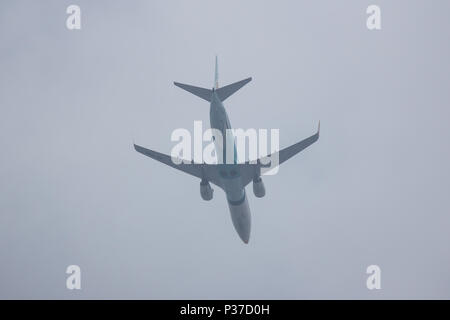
[174, 56, 252, 102]
[214, 56, 251, 101]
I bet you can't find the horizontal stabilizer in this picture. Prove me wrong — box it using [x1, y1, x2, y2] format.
[216, 77, 252, 101]
[173, 82, 212, 102]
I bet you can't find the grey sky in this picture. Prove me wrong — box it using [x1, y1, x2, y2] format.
[1, 0, 450, 299]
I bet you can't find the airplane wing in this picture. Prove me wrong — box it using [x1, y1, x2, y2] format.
[238, 122, 320, 186]
[267, 121, 320, 166]
[134, 144, 223, 187]
[135, 122, 319, 188]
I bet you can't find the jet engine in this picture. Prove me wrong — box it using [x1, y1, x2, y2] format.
[200, 180, 214, 201]
[252, 177, 266, 198]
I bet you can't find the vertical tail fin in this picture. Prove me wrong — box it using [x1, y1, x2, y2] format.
[214, 55, 219, 89]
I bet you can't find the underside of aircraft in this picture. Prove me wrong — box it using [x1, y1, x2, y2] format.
[134, 57, 319, 243]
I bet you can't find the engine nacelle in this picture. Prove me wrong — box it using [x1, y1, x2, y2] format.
[253, 177, 266, 198]
[200, 180, 214, 201]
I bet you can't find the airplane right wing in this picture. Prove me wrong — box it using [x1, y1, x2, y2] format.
[267, 121, 320, 166]
[238, 122, 320, 186]
[134, 144, 223, 187]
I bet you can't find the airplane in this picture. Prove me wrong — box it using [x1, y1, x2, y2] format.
[134, 57, 319, 244]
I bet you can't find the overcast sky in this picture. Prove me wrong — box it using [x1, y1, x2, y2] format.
[1, 0, 450, 299]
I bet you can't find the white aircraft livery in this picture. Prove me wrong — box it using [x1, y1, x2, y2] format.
[134, 57, 319, 243]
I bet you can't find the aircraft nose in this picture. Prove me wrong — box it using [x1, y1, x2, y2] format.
[239, 229, 250, 244]
[233, 218, 251, 244]
[228, 194, 252, 244]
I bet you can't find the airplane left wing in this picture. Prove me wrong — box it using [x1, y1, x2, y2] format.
[134, 144, 223, 187]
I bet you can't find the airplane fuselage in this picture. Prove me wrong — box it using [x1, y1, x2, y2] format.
[209, 90, 251, 243]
